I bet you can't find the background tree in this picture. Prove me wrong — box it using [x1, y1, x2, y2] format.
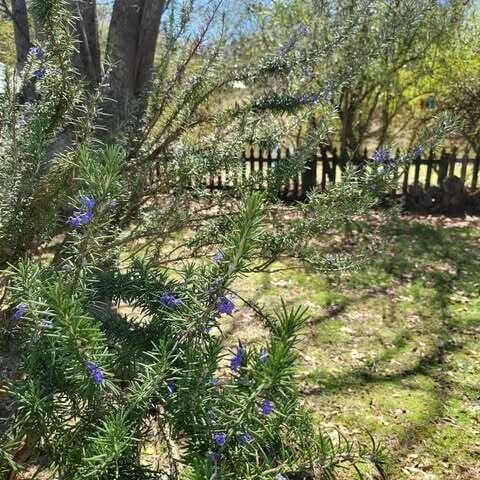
[419, 2, 480, 153]
[233, 0, 468, 157]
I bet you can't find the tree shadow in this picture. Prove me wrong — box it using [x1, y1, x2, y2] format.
[302, 218, 480, 458]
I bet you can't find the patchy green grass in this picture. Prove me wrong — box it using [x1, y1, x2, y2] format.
[231, 217, 480, 479]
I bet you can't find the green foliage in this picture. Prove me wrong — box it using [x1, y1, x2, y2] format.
[235, 0, 468, 151]
[416, 3, 480, 151]
[0, 1, 456, 479]
[1, 192, 387, 479]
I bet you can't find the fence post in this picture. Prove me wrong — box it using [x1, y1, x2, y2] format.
[302, 152, 317, 193]
[425, 149, 434, 189]
[460, 149, 469, 184]
[402, 153, 410, 195]
[266, 149, 273, 189]
[413, 150, 421, 185]
[249, 146, 255, 180]
[438, 148, 448, 186]
[259, 148, 264, 177]
[329, 147, 337, 184]
[292, 149, 300, 197]
[362, 148, 368, 169]
[449, 146, 457, 177]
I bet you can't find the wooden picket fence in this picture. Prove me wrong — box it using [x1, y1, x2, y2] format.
[202, 146, 480, 199]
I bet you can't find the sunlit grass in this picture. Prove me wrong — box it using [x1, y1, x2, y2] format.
[230, 217, 480, 479]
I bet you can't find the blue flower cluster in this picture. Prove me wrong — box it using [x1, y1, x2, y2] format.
[214, 432, 227, 447]
[14, 303, 27, 321]
[372, 148, 391, 164]
[217, 296, 235, 315]
[29, 46, 46, 80]
[86, 361, 104, 385]
[238, 431, 255, 444]
[160, 293, 182, 308]
[260, 399, 274, 416]
[29, 46, 45, 60]
[68, 195, 96, 229]
[33, 68, 46, 80]
[410, 145, 424, 158]
[229, 344, 246, 373]
[212, 250, 224, 263]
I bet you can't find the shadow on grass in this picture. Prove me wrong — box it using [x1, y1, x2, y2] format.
[303, 218, 480, 461]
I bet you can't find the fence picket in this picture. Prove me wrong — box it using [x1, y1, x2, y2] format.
[413, 152, 421, 185]
[425, 149, 434, 189]
[438, 148, 448, 186]
[402, 161, 410, 194]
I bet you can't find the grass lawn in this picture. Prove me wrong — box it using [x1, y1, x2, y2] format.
[226, 216, 480, 479]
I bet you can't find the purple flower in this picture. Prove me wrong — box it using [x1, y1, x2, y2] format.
[212, 250, 224, 263]
[238, 431, 255, 444]
[67, 209, 94, 229]
[166, 380, 176, 395]
[86, 361, 104, 385]
[260, 399, 274, 416]
[217, 296, 234, 315]
[80, 195, 96, 211]
[67, 215, 83, 229]
[259, 349, 269, 365]
[67, 195, 96, 229]
[33, 68, 46, 80]
[14, 303, 27, 321]
[214, 432, 227, 447]
[229, 344, 246, 373]
[29, 46, 45, 60]
[372, 148, 391, 164]
[160, 293, 182, 309]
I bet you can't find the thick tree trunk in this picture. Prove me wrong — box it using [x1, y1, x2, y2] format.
[10, 0, 30, 71]
[103, 0, 167, 131]
[67, 0, 102, 85]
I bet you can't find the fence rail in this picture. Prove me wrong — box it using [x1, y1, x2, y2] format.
[149, 146, 480, 213]
[203, 147, 480, 198]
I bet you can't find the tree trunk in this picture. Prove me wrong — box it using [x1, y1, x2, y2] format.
[67, 0, 102, 85]
[103, 0, 167, 131]
[11, 0, 30, 71]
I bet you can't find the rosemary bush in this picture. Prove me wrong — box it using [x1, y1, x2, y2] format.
[0, 1, 455, 479]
